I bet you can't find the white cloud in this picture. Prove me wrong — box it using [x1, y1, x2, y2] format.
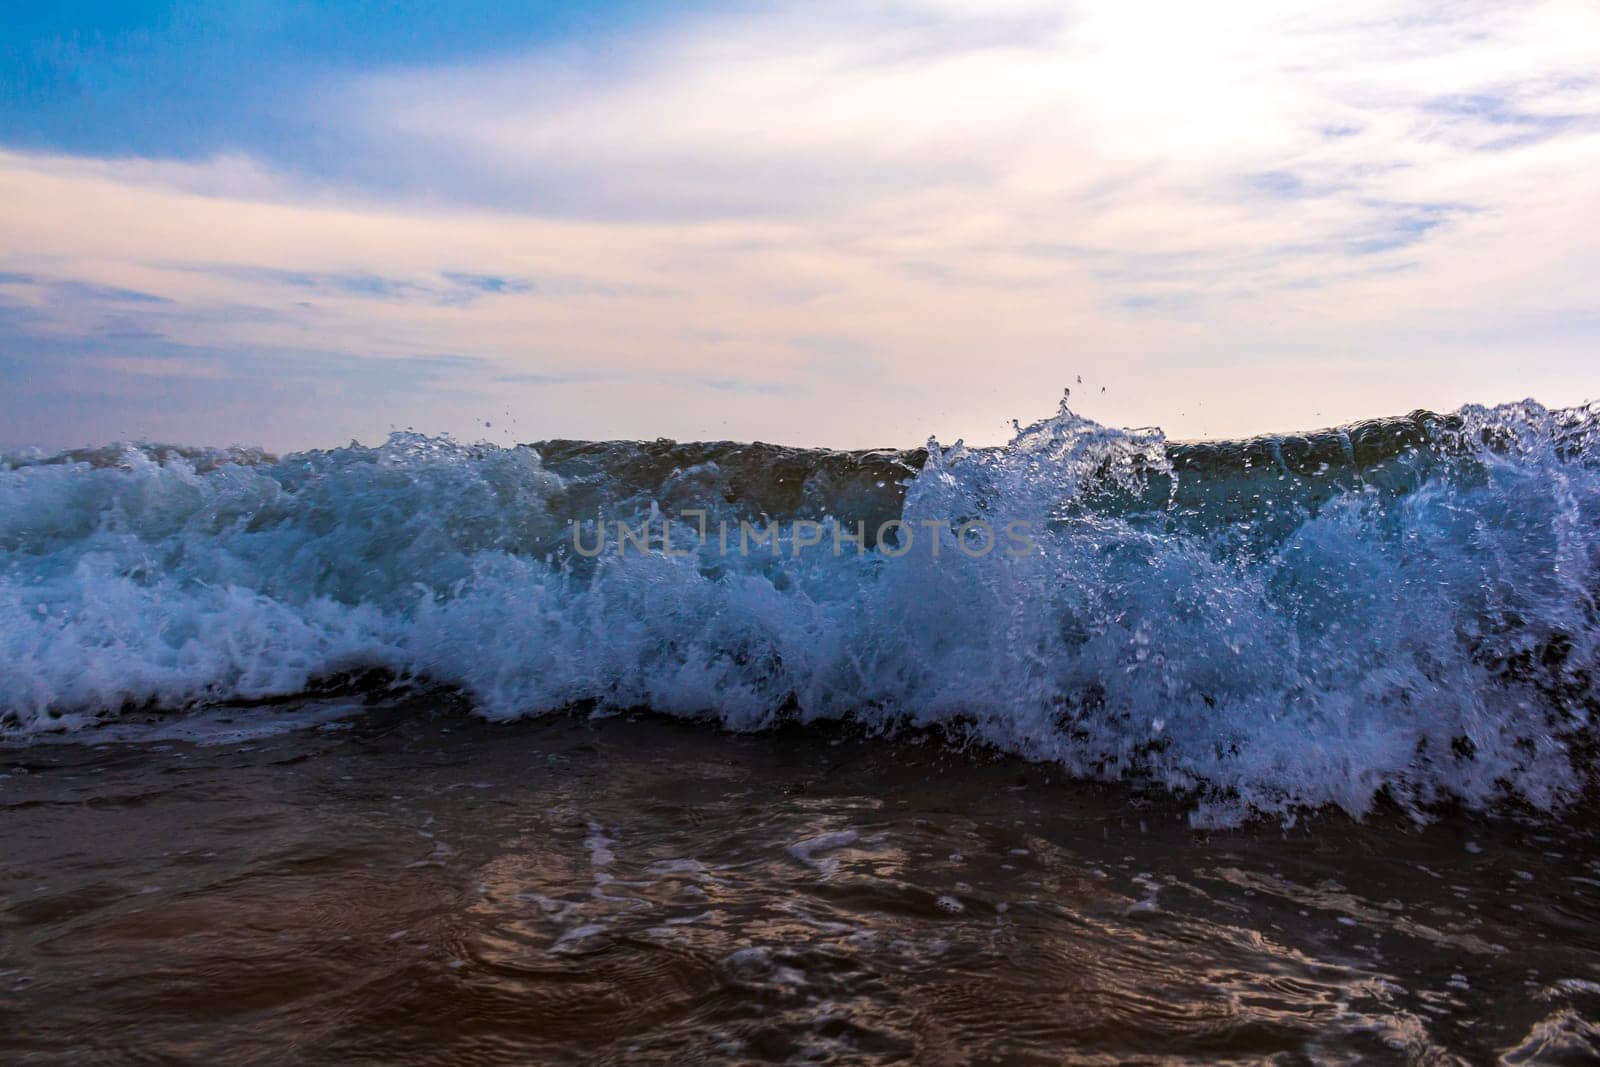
[1, 0, 1597, 449]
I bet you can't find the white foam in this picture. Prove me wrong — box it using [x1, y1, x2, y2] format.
[17, 699, 366, 747]
[3, 402, 1598, 826]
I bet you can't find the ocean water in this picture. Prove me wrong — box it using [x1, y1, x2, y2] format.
[4, 697, 1600, 1063]
[3, 398, 1600, 1062]
[3, 398, 1597, 825]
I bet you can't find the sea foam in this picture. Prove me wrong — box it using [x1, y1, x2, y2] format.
[3, 399, 1596, 824]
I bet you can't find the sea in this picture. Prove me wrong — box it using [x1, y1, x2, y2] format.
[2, 398, 1598, 1063]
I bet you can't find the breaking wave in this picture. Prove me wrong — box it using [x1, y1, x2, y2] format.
[3, 397, 1598, 824]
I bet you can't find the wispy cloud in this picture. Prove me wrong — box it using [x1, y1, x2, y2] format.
[0, 271, 172, 305]
[1424, 87, 1599, 151]
[175, 264, 540, 306]
[496, 368, 795, 395]
[441, 272, 536, 296]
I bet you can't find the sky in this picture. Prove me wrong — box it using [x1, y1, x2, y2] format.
[1, 0, 1597, 452]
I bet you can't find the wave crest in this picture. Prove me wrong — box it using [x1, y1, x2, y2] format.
[3, 398, 1597, 824]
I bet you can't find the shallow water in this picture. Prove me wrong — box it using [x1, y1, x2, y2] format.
[4, 695, 1599, 1064]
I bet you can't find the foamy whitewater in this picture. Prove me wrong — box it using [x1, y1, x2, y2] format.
[4, 398, 1597, 825]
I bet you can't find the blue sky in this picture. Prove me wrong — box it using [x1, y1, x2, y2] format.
[2, 3, 679, 155]
[1, 0, 1597, 451]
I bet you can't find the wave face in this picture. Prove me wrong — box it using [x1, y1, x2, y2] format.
[3, 399, 1598, 824]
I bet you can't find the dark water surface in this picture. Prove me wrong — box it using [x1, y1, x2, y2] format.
[3, 695, 1600, 1064]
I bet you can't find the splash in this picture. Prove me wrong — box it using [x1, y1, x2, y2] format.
[3, 399, 1597, 824]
